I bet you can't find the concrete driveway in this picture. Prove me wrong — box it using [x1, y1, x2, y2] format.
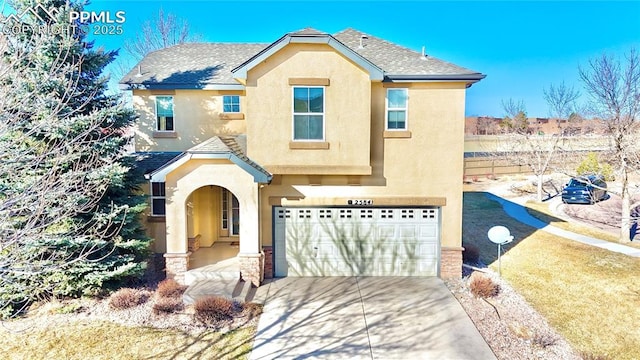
[250, 277, 496, 360]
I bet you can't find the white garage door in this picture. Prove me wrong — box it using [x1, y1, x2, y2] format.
[273, 207, 440, 277]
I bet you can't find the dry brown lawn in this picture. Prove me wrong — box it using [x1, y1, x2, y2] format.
[463, 192, 640, 359]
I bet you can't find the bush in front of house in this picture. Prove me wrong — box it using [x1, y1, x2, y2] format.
[152, 297, 184, 315]
[156, 279, 187, 298]
[109, 288, 150, 310]
[193, 296, 236, 325]
[469, 273, 500, 298]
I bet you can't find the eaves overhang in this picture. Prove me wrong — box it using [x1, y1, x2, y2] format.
[231, 33, 384, 81]
[384, 73, 487, 86]
[145, 152, 272, 184]
[120, 83, 245, 91]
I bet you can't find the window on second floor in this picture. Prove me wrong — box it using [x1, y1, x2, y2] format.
[151, 182, 166, 216]
[155, 96, 174, 131]
[293, 86, 324, 140]
[223, 95, 240, 113]
[386, 89, 408, 130]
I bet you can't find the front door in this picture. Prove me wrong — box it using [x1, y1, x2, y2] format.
[222, 188, 240, 236]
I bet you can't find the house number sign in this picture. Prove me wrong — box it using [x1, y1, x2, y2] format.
[347, 199, 373, 206]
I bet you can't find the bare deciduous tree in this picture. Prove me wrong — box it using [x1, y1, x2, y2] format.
[124, 7, 200, 61]
[492, 98, 574, 202]
[544, 81, 581, 119]
[579, 49, 640, 242]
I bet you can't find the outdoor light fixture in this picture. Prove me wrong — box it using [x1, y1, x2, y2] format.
[487, 225, 514, 276]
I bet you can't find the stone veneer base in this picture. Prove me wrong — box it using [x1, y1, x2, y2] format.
[164, 252, 191, 285]
[239, 252, 265, 287]
[440, 247, 463, 279]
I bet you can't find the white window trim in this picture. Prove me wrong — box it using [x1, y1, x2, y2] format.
[222, 95, 241, 113]
[385, 88, 408, 131]
[292, 86, 325, 141]
[154, 96, 175, 132]
[150, 181, 166, 216]
[221, 188, 229, 230]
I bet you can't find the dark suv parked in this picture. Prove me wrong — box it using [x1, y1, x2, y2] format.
[561, 175, 608, 204]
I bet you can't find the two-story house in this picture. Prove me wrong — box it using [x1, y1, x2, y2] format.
[120, 28, 485, 287]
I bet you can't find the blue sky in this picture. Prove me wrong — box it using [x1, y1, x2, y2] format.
[87, 1, 640, 118]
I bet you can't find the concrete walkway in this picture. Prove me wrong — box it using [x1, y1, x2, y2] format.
[485, 192, 640, 257]
[250, 277, 496, 360]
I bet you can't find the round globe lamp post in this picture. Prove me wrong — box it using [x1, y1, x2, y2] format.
[487, 226, 514, 276]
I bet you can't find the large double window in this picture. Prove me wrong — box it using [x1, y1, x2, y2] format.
[155, 96, 174, 131]
[293, 86, 324, 140]
[386, 89, 408, 130]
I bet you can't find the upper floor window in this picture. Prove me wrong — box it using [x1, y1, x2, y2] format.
[151, 182, 166, 216]
[293, 87, 324, 140]
[386, 89, 408, 130]
[223, 95, 240, 113]
[155, 96, 174, 131]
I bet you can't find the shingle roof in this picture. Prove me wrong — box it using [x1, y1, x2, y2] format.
[120, 28, 484, 88]
[148, 135, 271, 183]
[333, 28, 481, 78]
[131, 152, 184, 175]
[120, 43, 268, 88]
[289, 27, 328, 35]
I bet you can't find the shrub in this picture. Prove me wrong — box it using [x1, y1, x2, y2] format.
[576, 152, 615, 181]
[152, 297, 184, 314]
[109, 288, 149, 310]
[193, 296, 236, 325]
[469, 273, 500, 298]
[242, 302, 264, 319]
[462, 243, 480, 264]
[156, 279, 187, 298]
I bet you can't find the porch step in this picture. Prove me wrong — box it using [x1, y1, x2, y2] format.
[184, 269, 239, 286]
[183, 279, 256, 304]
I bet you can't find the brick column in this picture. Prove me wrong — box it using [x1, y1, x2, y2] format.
[163, 252, 191, 285]
[263, 246, 273, 279]
[440, 247, 463, 279]
[239, 252, 264, 287]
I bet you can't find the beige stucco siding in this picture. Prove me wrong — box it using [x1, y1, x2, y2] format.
[139, 183, 167, 253]
[187, 186, 221, 247]
[133, 89, 246, 152]
[259, 82, 467, 249]
[245, 43, 371, 174]
[164, 159, 260, 254]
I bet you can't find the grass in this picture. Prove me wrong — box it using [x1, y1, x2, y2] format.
[0, 321, 257, 360]
[524, 200, 640, 249]
[463, 192, 640, 359]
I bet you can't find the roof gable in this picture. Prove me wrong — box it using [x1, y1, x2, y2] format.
[120, 27, 485, 89]
[147, 135, 271, 183]
[231, 28, 384, 82]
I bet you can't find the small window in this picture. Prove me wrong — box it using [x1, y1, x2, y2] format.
[155, 96, 174, 131]
[223, 95, 240, 113]
[150, 182, 166, 216]
[293, 86, 324, 140]
[386, 89, 408, 130]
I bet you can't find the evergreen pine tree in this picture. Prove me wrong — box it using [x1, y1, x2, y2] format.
[0, 0, 151, 316]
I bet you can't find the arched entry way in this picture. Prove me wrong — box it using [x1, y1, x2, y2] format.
[146, 136, 272, 287]
[186, 185, 242, 272]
